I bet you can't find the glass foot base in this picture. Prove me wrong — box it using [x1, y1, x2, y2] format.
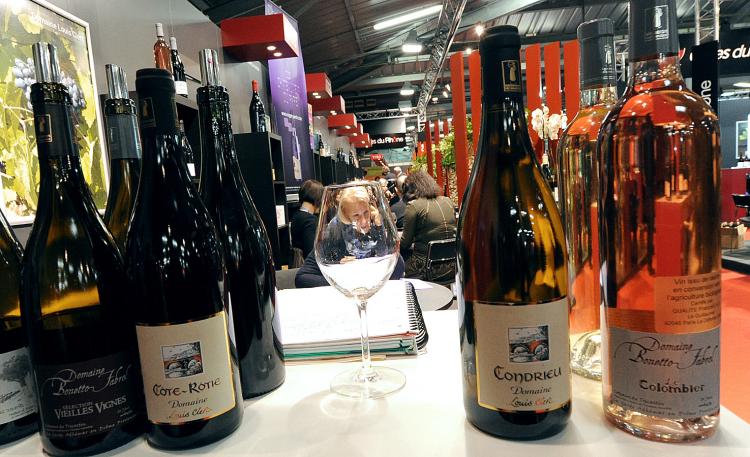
[331, 366, 406, 399]
[570, 330, 601, 380]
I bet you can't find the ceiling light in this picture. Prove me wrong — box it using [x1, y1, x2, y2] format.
[373, 4, 443, 31]
[399, 100, 413, 112]
[465, 46, 473, 54]
[722, 91, 737, 97]
[330, 110, 336, 115]
[445, 83, 451, 92]
[443, 90, 449, 98]
[734, 82, 750, 88]
[448, 117, 452, 122]
[267, 45, 277, 51]
[273, 51, 283, 57]
[475, 23, 485, 36]
[407, 125, 415, 131]
[432, 96, 438, 102]
[400, 82, 415, 96]
[312, 92, 319, 96]
[402, 29, 423, 53]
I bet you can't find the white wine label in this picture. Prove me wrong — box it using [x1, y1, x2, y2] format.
[609, 326, 720, 419]
[654, 271, 721, 334]
[0, 347, 37, 425]
[474, 299, 571, 411]
[136, 311, 236, 424]
[174, 80, 188, 96]
[34, 351, 139, 440]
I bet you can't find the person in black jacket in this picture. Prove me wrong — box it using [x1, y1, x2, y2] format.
[389, 174, 407, 229]
[290, 180, 323, 258]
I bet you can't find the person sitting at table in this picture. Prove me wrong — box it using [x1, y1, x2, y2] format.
[390, 174, 407, 229]
[296, 185, 404, 288]
[400, 170, 457, 282]
[291, 179, 323, 258]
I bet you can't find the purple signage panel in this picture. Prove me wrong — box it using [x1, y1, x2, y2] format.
[265, 0, 313, 186]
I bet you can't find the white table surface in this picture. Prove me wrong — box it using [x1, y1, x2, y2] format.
[5, 311, 749, 456]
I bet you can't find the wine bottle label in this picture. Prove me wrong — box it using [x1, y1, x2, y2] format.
[136, 311, 236, 424]
[174, 81, 188, 96]
[501, 60, 522, 93]
[34, 351, 139, 440]
[473, 299, 571, 411]
[608, 326, 720, 419]
[106, 115, 142, 160]
[653, 271, 721, 334]
[0, 347, 37, 426]
[35, 114, 53, 143]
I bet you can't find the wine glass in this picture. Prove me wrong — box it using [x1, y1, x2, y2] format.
[314, 181, 405, 398]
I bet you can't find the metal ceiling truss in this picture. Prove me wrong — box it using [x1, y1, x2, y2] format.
[415, 0, 468, 123]
[356, 110, 419, 120]
[694, 0, 721, 44]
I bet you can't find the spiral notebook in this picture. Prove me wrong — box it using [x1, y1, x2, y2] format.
[276, 280, 428, 361]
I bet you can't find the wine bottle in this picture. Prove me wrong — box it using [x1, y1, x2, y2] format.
[457, 26, 571, 440]
[179, 120, 198, 183]
[103, 64, 142, 252]
[153, 23, 173, 73]
[20, 42, 144, 456]
[557, 18, 617, 381]
[0, 209, 38, 445]
[197, 49, 285, 398]
[598, 0, 721, 442]
[169, 37, 188, 97]
[126, 68, 243, 449]
[541, 151, 558, 202]
[249, 80, 267, 133]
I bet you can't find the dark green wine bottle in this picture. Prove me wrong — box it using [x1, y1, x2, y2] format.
[197, 49, 285, 399]
[126, 68, 243, 450]
[0, 209, 38, 445]
[20, 42, 144, 456]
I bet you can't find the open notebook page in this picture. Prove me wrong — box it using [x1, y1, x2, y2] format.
[277, 280, 414, 346]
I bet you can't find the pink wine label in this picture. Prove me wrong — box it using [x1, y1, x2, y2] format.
[609, 326, 720, 419]
[136, 311, 236, 424]
[654, 271, 721, 334]
[474, 299, 571, 411]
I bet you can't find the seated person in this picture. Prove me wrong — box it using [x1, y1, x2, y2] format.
[295, 184, 405, 288]
[400, 171, 457, 282]
[290, 180, 323, 258]
[389, 174, 407, 229]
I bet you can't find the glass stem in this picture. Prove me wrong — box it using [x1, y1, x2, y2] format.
[357, 297, 374, 378]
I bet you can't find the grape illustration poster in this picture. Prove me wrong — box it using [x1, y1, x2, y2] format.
[0, 0, 106, 224]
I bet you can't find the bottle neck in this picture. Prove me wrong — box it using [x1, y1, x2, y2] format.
[31, 83, 83, 175]
[137, 91, 187, 180]
[580, 85, 618, 109]
[198, 86, 241, 189]
[628, 54, 685, 93]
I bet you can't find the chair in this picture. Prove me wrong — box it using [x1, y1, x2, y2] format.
[276, 268, 299, 290]
[423, 239, 457, 286]
[290, 247, 305, 268]
[732, 194, 750, 226]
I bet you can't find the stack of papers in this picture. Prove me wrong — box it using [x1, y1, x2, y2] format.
[276, 280, 419, 361]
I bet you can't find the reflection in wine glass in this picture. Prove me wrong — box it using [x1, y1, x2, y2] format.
[314, 182, 405, 398]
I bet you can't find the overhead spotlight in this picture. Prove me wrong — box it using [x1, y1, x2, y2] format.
[465, 46, 473, 54]
[734, 82, 750, 88]
[398, 100, 413, 112]
[267, 45, 277, 51]
[445, 83, 451, 92]
[400, 82, 416, 96]
[475, 23, 485, 36]
[312, 92, 319, 96]
[443, 90, 449, 98]
[273, 51, 283, 57]
[432, 96, 439, 103]
[330, 110, 337, 115]
[314, 94, 322, 99]
[407, 125, 416, 131]
[402, 29, 423, 53]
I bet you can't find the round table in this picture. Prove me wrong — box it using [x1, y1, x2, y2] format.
[413, 281, 454, 311]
